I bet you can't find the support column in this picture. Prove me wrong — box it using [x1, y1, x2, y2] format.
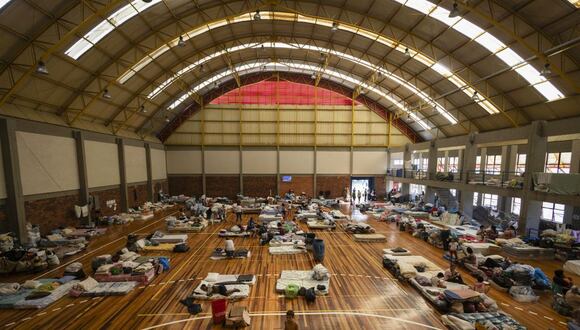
[461, 135, 477, 217]
[276, 146, 280, 196]
[564, 140, 580, 225]
[74, 131, 91, 225]
[519, 121, 548, 235]
[401, 144, 412, 196]
[444, 150, 449, 173]
[239, 146, 243, 195]
[201, 146, 206, 195]
[116, 138, 128, 213]
[498, 145, 511, 213]
[425, 141, 438, 202]
[144, 143, 153, 202]
[313, 146, 318, 198]
[0, 119, 26, 243]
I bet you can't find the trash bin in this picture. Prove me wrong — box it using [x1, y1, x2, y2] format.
[211, 299, 227, 324]
[313, 239, 325, 262]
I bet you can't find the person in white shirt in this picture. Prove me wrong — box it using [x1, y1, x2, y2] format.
[225, 239, 235, 258]
[234, 204, 242, 223]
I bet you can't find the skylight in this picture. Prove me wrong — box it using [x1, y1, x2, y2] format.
[0, 0, 11, 10]
[148, 42, 458, 124]
[567, 0, 580, 8]
[166, 60, 433, 131]
[118, 11, 499, 117]
[393, 0, 564, 101]
[65, 0, 162, 60]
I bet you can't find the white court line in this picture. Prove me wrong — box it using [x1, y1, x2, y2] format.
[140, 311, 443, 330]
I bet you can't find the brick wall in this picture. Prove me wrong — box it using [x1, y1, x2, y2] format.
[279, 175, 313, 197]
[243, 175, 276, 197]
[128, 183, 148, 208]
[153, 180, 169, 202]
[90, 187, 121, 216]
[25, 193, 81, 235]
[316, 175, 350, 198]
[168, 175, 203, 197]
[375, 176, 386, 199]
[206, 175, 240, 200]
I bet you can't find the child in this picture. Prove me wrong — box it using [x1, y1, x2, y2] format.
[472, 275, 489, 293]
[285, 310, 299, 330]
[431, 272, 446, 288]
[448, 238, 459, 260]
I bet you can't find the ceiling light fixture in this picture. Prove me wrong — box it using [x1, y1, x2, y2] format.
[540, 63, 552, 77]
[102, 89, 112, 99]
[448, 2, 460, 18]
[253, 10, 261, 21]
[36, 61, 49, 75]
[331, 22, 338, 32]
[311, 73, 317, 80]
[140, 105, 147, 113]
[178, 35, 186, 47]
[200, 64, 206, 72]
[472, 91, 480, 102]
[165, 115, 170, 123]
[404, 48, 410, 57]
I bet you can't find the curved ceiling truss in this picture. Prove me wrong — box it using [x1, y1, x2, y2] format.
[156, 70, 424, 144]
[0, 0, 577, 141]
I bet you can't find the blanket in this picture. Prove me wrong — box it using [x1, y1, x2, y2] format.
[353, 234, 386, 242]
[269, 246, 307, 255]
[14, 281, 79, 309]
[275, 270, 331, 295]
[150, 233, 188, 244]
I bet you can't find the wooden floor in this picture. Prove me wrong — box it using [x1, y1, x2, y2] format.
[0, 205, 573, 329]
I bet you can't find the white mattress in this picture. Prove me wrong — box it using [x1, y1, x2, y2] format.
[275, 270, 330, 295]
[564, 260, 580, 276]
[269, 246, 307, 255]
[15, 281, 79, 309]
[307, 221, 336, 229]
[219, 232, 250, 237]
[462, 242, 501, 256]
[353, 234, 386, 242]
[259, 214, 283, 223]
[384, 255, 443, 279]
[150, 234, 187, 244]
[79, 282, 137, 296]
[190, 283, 249, 300]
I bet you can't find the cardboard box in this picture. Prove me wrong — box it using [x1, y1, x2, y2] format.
[225, 306, 251, 327]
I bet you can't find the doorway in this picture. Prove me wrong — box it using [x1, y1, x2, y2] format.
[350, 177, 374, 204]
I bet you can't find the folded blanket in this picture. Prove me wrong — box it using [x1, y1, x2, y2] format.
[73, 277, 99, 292]
[0, 283, 20, 296]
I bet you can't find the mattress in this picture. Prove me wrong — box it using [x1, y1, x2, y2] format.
[353, 234, 386, 242]
[269, 246, 307, 255]
[70, 282, 137, 297]
[150, 234, 187, 244]
[564, 260, 580, 276]
[307, 221, 336, 229]
[448, 225, 479, 239]
[503, 245, 555, 259]
[383, 248, 411, 256]
[189, 273, 256, 300]
[409, 278, 468, 307]
[210, 250, 251, 260]
[259, 214, 283, 223]
[14, 281, 79, 309]
[168, 223, 207, 232]
[330, 210, 349, 219]
[0, 279, 56, 309]
[462, 242, 501, 256]
[442, 313, 526, 330]
[94, 268, 155, 284]
[66, 228, 107, 238]
[275, 270, 330, 295]
[384, 255, 443, 279]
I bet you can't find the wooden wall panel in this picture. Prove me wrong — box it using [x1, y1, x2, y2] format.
[206, 175, 239, 199]
[243, 175, 276, 197]
[168, 175, 203, 197]
[316, 175, 350, 198]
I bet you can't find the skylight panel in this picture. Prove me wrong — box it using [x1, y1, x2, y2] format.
[474, 33, 505, 53]
[65, 0, 162, 60]
[533, 81, 564, 101]
[0, 0, 10, 10]
[454, 19, 484, 39]
[395, 0, 435, 14]
[515, 64, 543, 85]
[568, 0, 580, 8]
[429, 7, 460, 26]
[495, 48, 522, 67]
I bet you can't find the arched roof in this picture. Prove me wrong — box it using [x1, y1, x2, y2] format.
[0, 0, 577, 141]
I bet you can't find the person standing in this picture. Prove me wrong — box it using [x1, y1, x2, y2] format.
[285, 310, 299, 330]
[357, 190, 361, 203]
[363, 189, 368, 202]
[352, 188, 357, 204]
[234, 203, 242, 223]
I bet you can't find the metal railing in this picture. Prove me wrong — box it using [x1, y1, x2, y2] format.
[385, 168, 524, 189]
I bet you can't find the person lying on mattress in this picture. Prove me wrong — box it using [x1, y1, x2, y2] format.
[199, 284, 240, 297]
[460, 247, 477, 266]
[430, 273, 446, 288]
[225, 240, 235, 258]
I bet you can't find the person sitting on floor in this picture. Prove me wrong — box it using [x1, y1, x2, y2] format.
[554, 269, 574, 294]
[199, 284, 240, 297]
[502, 225, 517, 239]
[431, 272, 446, 288]
[472, 275, 489, 293]
[486, 225, 499, 240]
[476, 225, 486, 241]
[461, 247, 477, 266]
[247, 217, 256, 233]
[448, 238, 459, 260]
[277, 222, 286, 235]
[225, 239, 235, 258]
[444, 263, 464, 284]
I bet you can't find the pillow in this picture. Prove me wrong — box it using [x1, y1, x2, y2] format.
[206, 273, 219, 282]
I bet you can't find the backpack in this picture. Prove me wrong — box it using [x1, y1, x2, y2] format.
[305, 287, 316, 303]
[173, 243, 190, 253]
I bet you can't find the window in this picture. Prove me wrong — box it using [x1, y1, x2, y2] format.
[515, 154, 526, 175]
[545, 152, 571, 174]
[450, 189, 457, 197]
[473, 192, 479, 206]
[393, 159, 404, 166]
[410, 184, 425, 196]
[448, 156, 459, 173]
[542, 202, 565, 223]
[511, 197, 521, 215]
[485, 155, 502, 175]
[482, 193, 498, 210]
[422, 158, 429, 171]
[475, 156, 482, 173]
[437, 157, 446, 172]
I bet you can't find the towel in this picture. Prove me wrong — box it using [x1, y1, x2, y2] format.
[74, 277, 99, 292]
[0, 283, 20, 295]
